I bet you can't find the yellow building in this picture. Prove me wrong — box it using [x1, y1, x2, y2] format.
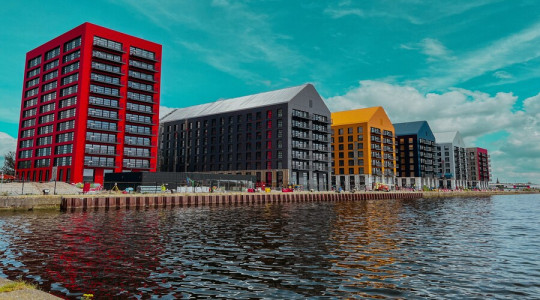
[331, 107, 396, 190]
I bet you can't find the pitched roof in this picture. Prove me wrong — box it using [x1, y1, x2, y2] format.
[434, 131, 459, 144]
[393, 121, 427, 136]
[330, 106, 381, 126]
[161, 84, 311, 122]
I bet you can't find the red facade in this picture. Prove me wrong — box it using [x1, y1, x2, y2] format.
[15, 23, 162, 184]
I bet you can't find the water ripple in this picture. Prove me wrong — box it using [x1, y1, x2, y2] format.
[0, 194, 538, 298]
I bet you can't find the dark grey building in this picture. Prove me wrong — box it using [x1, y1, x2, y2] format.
[159, 84, 332, 190]
[394, 121, 437, 188]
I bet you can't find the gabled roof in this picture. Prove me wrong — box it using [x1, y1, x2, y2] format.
[434, 131, 465, 147]
[330, 106, 382, 126]
[393, 121, 427, 136]
[434, 131, 457, 144]
[161, 84, 311, 122]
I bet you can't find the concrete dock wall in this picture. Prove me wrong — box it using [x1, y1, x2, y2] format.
[60, 192, 423, 210]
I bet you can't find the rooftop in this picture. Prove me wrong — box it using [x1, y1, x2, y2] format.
[161, 84, 311, 122]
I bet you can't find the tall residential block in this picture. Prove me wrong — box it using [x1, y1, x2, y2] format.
[394, 121, 437, 188]
[331, 107, 396, 191]
[466, 147, 491, 189]
[15, 23, 162, 184]
[159, 84, 332, 191]
[434, 131, 468, 189]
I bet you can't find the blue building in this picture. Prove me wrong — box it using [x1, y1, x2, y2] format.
[394, 121, 437, 188]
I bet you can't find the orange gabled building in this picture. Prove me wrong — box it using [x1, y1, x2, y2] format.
[331, 106, 396, 190]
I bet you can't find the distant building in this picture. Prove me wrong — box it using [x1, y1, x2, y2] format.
[394, 121, 437, 189]
[159, 84, 332, 190]
[434, 131, 468, 189]
[331, 107, 396, 191]
[15, 22, 162, 184]
[466, 147, 491, 188]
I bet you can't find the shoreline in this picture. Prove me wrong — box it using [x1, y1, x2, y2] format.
[0, 190, 537, 211]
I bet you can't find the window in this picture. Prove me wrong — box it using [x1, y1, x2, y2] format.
[63, 50, 80, 63]
[36, 147, 51, 157]
[59, 96, 77, 108]
[45, 47, 60, 61]
[130, 46, 156, 60]
[64, 36, 81, 52]
[24, 98, 38, 108]
[94, 36, 122, 51]
[21, 129, 34, 138]
[19, 150, 33, 159]
[43, 59, 59, 71]
[57, 120, 75, 131]
[43, 70, 58, 82]
[60, 84, 78, 96]
[93, 73, 120, 85]
[28, 56, 41, 68]
[22, 108, 36, 118]
[27, 68, 40, 78]
[54, 156, 72, 166]
[58, 108, 76, 120]
[41, 92, 56, 103]
[62, 61, 79, 74]
[35, 158, 50, 167]
[129, 59, 155, 71]
[40, 103, 55, 114]
[25, 88, 39, 98]
[62, 73, 79, 85]
[277, 108, 283, 117]
[338, 128, 343, 135]
[21, 118, 35, 129]
[42, 81, 57, 92]
[19, 139, 33, 148]
[57, 132, 74, 143]
[39, 113, 54, 124]
[36, 135, 53, 146]
[26, 78, 39, 88]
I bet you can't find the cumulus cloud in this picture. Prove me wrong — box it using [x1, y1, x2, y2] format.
[325, 80, 540, 182]
[0, 132, 17, 166]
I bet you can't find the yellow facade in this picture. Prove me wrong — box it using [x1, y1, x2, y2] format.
[331, 107, 396, 177]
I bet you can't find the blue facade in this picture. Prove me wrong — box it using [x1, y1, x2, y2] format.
[394, 121, 436, 179]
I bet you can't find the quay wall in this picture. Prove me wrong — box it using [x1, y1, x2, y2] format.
[60, 192, 422, 210]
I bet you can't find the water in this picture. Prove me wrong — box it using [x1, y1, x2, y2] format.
[0, 194, 539, 299]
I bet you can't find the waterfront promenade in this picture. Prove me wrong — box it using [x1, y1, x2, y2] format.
[0, 188, 536, 211]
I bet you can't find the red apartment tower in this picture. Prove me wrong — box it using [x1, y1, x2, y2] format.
[15, 23, 162, 184]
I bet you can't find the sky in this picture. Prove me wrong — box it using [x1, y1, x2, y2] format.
[0, 0, 538, 183]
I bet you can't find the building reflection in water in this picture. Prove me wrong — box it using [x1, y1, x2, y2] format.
[327, 199, 411, 297]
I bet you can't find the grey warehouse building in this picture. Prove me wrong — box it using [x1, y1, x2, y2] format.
[159, 84, 332, 190]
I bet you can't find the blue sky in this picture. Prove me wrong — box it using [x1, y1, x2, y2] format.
[0, 0, 539, 183]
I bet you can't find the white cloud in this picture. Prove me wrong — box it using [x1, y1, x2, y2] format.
[418, 20, 540, 89]
[325, 80, 540, 183]
[419, 38, 452, 61]
[493, 70, 513, 79]
[0, 132, 17, 167]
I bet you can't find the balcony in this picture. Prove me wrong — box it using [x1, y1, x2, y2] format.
[91, 62, 123, 76]
[124, 151, 152, 158]
[92, 51, 124, 64]
[88, 112, 120, 121]
[85, 149, 117, 156]
[87, 124, 119, 132]
[123, 163, 151, 169]
[126, 128, 154, 136]
[127, 92, 154, 104]
[129, 48, 158, 62]
[125, 117, 153, 125]
[292, 153, 310, 160]
[128, 71, 155, 83]
[85, 161, 116, 168]
[91, 75, 122, 87]
[124, 140, 152, 147]
[292, 110, 309, 119]
[129, 60, 157, 72]
[86, 136, 118, 144]
[93, 39, 124, 53]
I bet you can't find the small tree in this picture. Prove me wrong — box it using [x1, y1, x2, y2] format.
[2, 151, 15, 176]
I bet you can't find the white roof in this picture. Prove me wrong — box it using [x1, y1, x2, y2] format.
[161, 84, 310, 122]
[434, 131, 465, 147]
